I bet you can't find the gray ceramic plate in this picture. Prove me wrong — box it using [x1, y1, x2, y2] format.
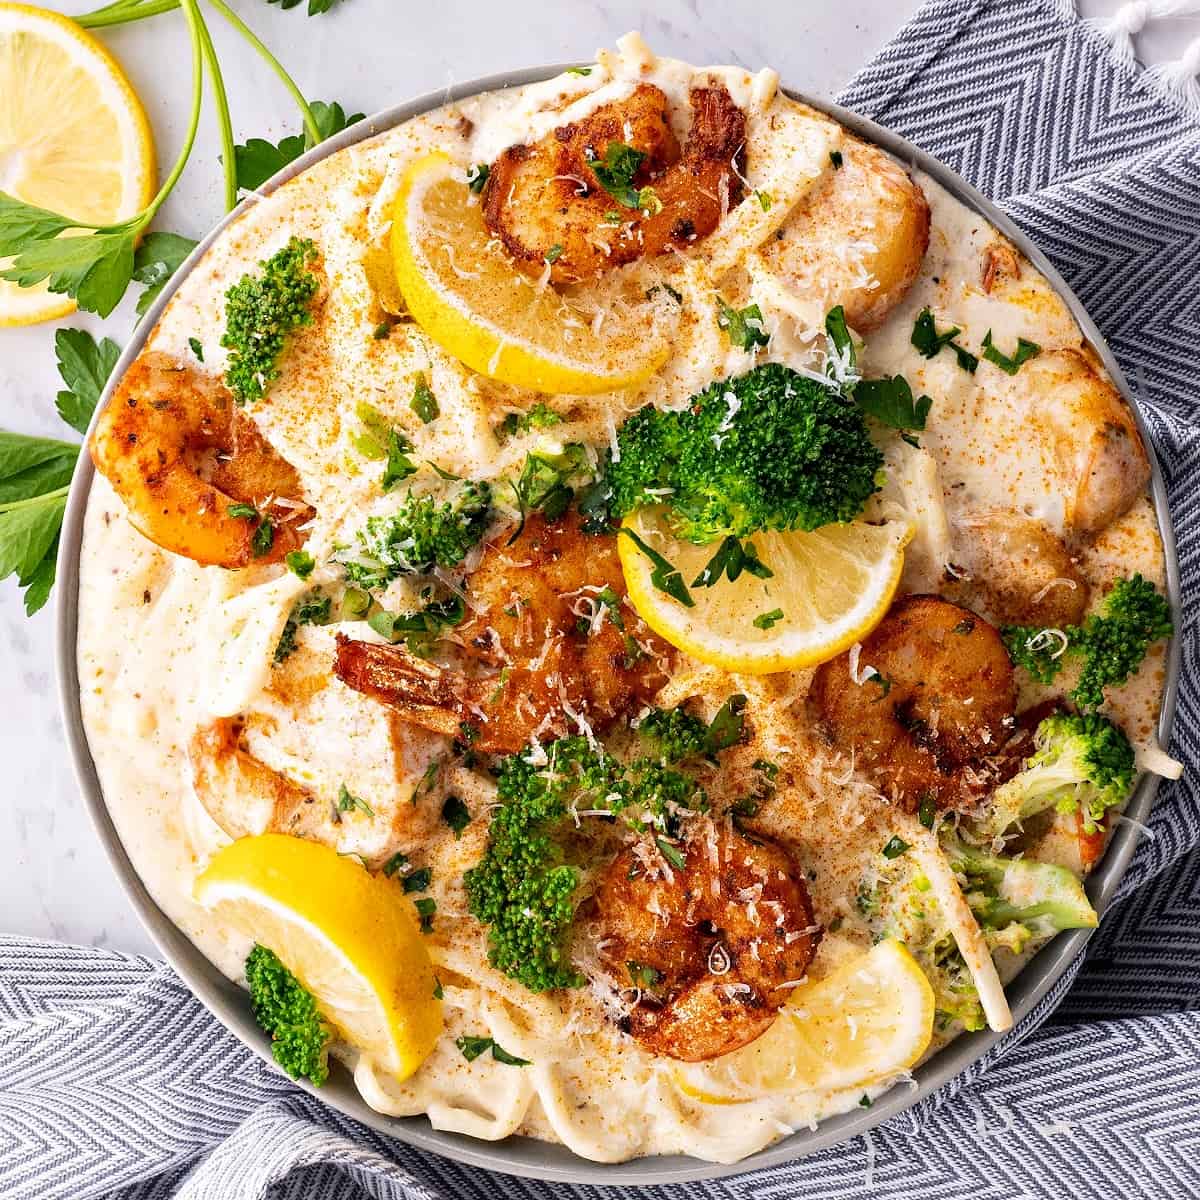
[55, 64, 1181, 1186]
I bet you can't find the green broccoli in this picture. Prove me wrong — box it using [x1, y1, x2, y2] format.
[602, 363, 883, 544]
[463, 736, 706, 992]
[244, 944, 333, 1085]
[335, 480, 492, 589]
[636, 705, 709, 763]
[945, 840, 1098, 952]
[980, 711, 1135, 840]
[1002, 575, 1172, 708]
[222, 237, 320, 404]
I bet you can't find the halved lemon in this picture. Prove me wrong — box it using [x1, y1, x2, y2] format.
[390, 152, 675, 394]
[195, 834, 443, 1082]
[0, 3, 156, 325]
[618, 508, 912, 673]
[675, 939, 934, 1104]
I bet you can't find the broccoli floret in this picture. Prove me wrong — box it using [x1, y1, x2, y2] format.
[1072, 574, 1172, 708]
[245, 944, 333, 1085]
[1002, 575, 1171, 708]
[463, 736, 706, 992]
[982, 711, 1135, 839]
[636, 705, 709, 763]
[222, 237, 320, 404]
[603, 363, 883, 543]
[946, 841, 1097, 938]
[336, 481, 492, 589]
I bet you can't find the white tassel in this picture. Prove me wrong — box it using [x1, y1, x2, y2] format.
[1148, 37, 1200, 116]
[1086, 1, 1200, 65]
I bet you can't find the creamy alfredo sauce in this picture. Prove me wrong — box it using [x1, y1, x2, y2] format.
[78, 34, 1166, 1164]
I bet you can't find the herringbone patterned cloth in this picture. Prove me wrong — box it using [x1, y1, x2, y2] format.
[5, 0, 1199, 1195]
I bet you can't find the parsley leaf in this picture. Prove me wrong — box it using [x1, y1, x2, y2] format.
[882, 835, 909, 859]
[266, 0, 343, 17]
[54, 329, 120, 435]
[414, 896, 437, 932]
[910, 307, 978, 373]
[618, 527, 694, 608]
[132, 232, 199, 317]
[410, 373, 439, 423]
[754, 608, 784, 629]
[691, 535, 772, 588]
[587, 141, 646, 209]
[704, 694, 747, 753]
[853, 374, 933, 431]
[716, 298, 769, 350]
[454, 1035, 531, 1066]
[234, 100, 364, 192]
[441, 794, 471, 837]
[466, 163, 490, 194]
[403, 866, 432, 894]
[337, 782, 374, 817]
[981, 329, 1041, 375]
[285, 549, 315, 579]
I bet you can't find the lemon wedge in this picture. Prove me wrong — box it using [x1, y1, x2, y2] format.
[618, 508, 912, 673]
[195, 834, 443, 1082]
[390, 152, 675, 394]
[0, 2, 155, 325]
[675, 939, 935, 1104]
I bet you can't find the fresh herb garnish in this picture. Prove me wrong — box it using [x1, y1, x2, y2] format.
[755, 190, 772, 211]
[754, 608, 784, 629]
[227, 502, 259, 520]
[882, 835, 910, 860]
[337, 783, 374, 817]
[866, 669, 893, 700]
[587, 141, 646, 209]
[566, 65, 593, 76]
[830, 150, 844, 168]
[132, 232, 199, 317]
[705, 693, 747, 752]
[918, 794, 937, 829]
[498, 403, 563, 440]
[273, 592, 333, 662]
[403, 867, 433, 894]
[410, 372, 439, 423]
[627, 961, 661, 990]
[285, 550, 315, 579]
[442, 794, 471, 837]
[509, 444, 591, 542]
[234, 100, 364, 192]
[54, 328, 120, 435]
[981, 330, 1041, 375]
[692, 535, 773, 588]
[414, 896, 437, 933]
[910, 307, 978, 372]
[618, 527, 694, 608]
[853, 374, 933, 431]
[187, 336, 205, 362]
[716, 298, 769, 350]
[381, 852, 408, 878]
[656, 837, 687, 871]
[353, 402, 417, 491]
[267, 0, 344, 16]
[466, 163, 490, 194]
[251, 515, 276, 557]
[543, 243, 564, 265]
[368, 595, 466, 658]
[455, 1035, 530, 1066]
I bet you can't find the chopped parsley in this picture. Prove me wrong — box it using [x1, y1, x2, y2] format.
[410, 373, 439, 423]
[352, 401, 417, 492]
[498, 402, 563, 440]
[227, 502, 259, 520]
[755, 190, 772, 211]
[692, 536, 773, 588]
[367, 595, 467, 659]
[285, 550, 315, 579]
[188, 336, 204, 362]
[882, 835, 910, 860]
[543, 243, 564, 265]
[442, 794, 471, 837]
[830, 150, 844, 168]
[753, 608, 785, 630]
[372, 321, 391, 340]
[381, 852, 408, 878]
[705, 693, 747, 752]
[274, 593, 333, 662]
[618, 527, 693, 608]
[337, 783, 374, 818]
[716, 298, 769, 350]
[251, 516, 276, 558]
[656, 837, 686, 871]
[566, 65, 593, 76]
[910, 307, 978, 373]
[402, 866, 433, 894]
[414, 896, 437, 933]
[466, 163, 489, 194]
[918, 793, 937, 829]
[587, 141, 646, 209]
[981, 330, 1041, 375]
[853, 374, 933, 431]
[627, 961, 661, 990]
[454, 1035, 531, 1066]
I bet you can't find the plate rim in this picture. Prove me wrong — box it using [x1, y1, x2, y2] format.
[54, 62, 1182, 1186]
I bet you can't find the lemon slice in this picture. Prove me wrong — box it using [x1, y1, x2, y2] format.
[675, 939, 934, 1104]
[390, 152, 675, 394]
[195, 834, 443, 1082]
[618, 508, 912, 673]
[0, 3, 156, 325]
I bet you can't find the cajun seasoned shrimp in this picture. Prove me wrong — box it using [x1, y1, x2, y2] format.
[591, 819, 820, 1062]
[90, 353, 314, 568]
[757, 131, 930, 331]
[945, 509, 1089, 628]
[483, 83, 746, 284]
[334, 513, 672, 753]
[1020, 349, 1150, 535]
[811, 595, 1017, 811]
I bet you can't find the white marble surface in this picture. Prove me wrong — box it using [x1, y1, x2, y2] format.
[1, 0, 1196, 957]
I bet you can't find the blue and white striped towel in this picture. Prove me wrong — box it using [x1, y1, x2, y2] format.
[4, 0, 1198, 1195]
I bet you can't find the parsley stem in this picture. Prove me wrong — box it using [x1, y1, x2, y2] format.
[0, 486, 70, 515]
[206, 0, 321, 149]
[132, 0, 205, 231]
[193, 6, 238, 213]
[75, 0, 181, 29]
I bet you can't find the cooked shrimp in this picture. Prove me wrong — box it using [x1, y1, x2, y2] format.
[945, 509, 1089, 628]
[811, 595, 1017, 811]
[1022, 349, 1150, 535]
[591, 819, 820, 1061]
[757, 131, 930, 331]
[483, 83, 746, 284]
[190, 717, 327, 842]
[90, 353, 314, 568]
[334, 514, 672, 753]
